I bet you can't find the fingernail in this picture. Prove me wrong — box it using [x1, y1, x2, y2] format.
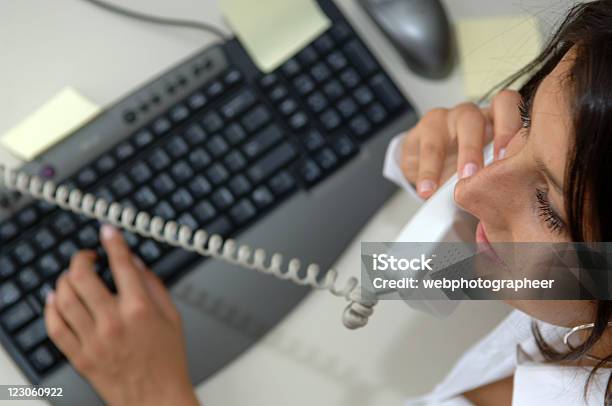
[46, 291, 55, 306]
[418, 180, 436, 195]
[100, 224, 117, 240]
[461, 163, 478, 179]
[498, 148, 507, 160]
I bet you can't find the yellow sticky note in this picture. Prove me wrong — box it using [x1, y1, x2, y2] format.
[456, 16, 542, 100]
[1, 88, 100, 161]
[220, 0, 331, 72]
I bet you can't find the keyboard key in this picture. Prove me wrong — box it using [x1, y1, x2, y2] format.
[52, 213, 77, 237]
[123, 232, 140, 249]
[30, 344, 55, 372]
[331, 22, 352, 42]
[16, 267, 41, 291]
[242, 124, 284, 159]
[0, 281, 20, 309]
[94, 186, 114, 203]
[230, 199, 257, 225]
[242, 106, 271, 133]
[152, 117, 172, 135]
[187, 91, 207, 110]
[211, 188, 235, 210]
[332, 135, 358, 158]
[303, 129, 325, 151]
[206, 163, 229, 186]
[16, 318, 47, 351]
[337, 97, 358, 119]
[165, 137, 189, 159]
[110, 174, 133, 198]
[170, 104, 190, 122]
[281, 58, 301, 77]
[221, 88, 257, 119]
[224, 123, 247, 146]
[139, 241, 162, 264]
[96, 154, 116, 174]
[370, 74, 404, 111]
[0, 221, 18, 243]
[224, 150, 247, 173]
[326, 51, 347, 71]
[193, 201, 216, 224]
[188, 175, 212, 198]
[134, 130, 154, 147]
[349, 115, 372, 139]
[252, 186, 275, 209]
[354, 85, 374, 106]
[57, 240, 79, 263]
[184, 124, 207, 146]
[134, 186, 157, 209]
[36, 200, 55, 215]
[170, 188, 194, 212]
[188, 148, 212, 171]
[33, 228, 56, 251]
[298, 45, 318, 65]
[259, 73, 279, 88]
[367, 102, 387, 124]
[14, 242, 35, 266]
[316, 148, 339, 171]
[77, 226, 99, 249]
[178, 213, 199, 231]
[270, 85, 288, 102]
[268, 172, 297, 196]
[293, 74, 315, 95]
[115, 142, 135, 162]
[279, 98, 299, 116]
[228, 175, 252, 197]
[310, 62, 331, 83]
[344, 40, 378, 77]
[17, 208, 39, 229]
[202, 112, 224, 133]
[152, 173, 176, 196]
[224, 69, 242, 86]
[314, 33, 335, 54]
[206, 80, 224, 98]
[340, 68, 360, 89]
[247, 143, 298, 183]
[323, 80, 345, 100]
[300, 160, 322, 185]
[171, 161, 195, 184]
[77, 167, 98, 188]
[130, 161, 153, 183]
[37, 253, 62, 279]
[153, 201, 176, 220]
[307, 91, 328, 113]
[206, 135, 229, 159]
[289, 112, 308, 130]
[320, 109, 341, 131]
[1, 300, 34, 332]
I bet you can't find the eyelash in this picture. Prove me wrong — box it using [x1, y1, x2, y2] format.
[518, 97, 532, 129]
[535, 188, 565, 233]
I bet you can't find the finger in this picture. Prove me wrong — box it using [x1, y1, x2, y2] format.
[491, 90, 522, 159]
[68, 251, 114, 319]
[100, 224, 147, 298]
[45, 294, 81, 358]
[416, 109, 448, 198]
[55, 273, 95, 340]
[453, 105, 487, 179]
[400, 130, 419, 185]
[142, 270, 180, 323]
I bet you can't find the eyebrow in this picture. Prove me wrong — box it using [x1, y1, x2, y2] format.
[535, 158, 564, 194]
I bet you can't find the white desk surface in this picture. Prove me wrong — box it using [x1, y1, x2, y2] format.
[0, 1, 572, 405]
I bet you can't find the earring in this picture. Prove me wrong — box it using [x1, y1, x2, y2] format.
[563, 322, 612, 364]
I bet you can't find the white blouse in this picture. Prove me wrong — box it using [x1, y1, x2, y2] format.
[383, 134, 610, 405]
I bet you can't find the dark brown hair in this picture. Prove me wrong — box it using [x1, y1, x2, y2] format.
[485, 1, 612, 403]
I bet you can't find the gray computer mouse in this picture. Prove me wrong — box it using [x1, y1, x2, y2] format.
[359, 0, 454, 79]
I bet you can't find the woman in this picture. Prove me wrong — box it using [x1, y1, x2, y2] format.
[43, 1, 612, 404]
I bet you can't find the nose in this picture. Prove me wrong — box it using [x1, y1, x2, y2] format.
[454, 144, 530, 233]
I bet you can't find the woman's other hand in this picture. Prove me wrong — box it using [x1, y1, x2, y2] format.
[44, 225, 198, 406]
[400, 89, 523, 198]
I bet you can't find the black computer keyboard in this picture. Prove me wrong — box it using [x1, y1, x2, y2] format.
[0, 6, 410, 383]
